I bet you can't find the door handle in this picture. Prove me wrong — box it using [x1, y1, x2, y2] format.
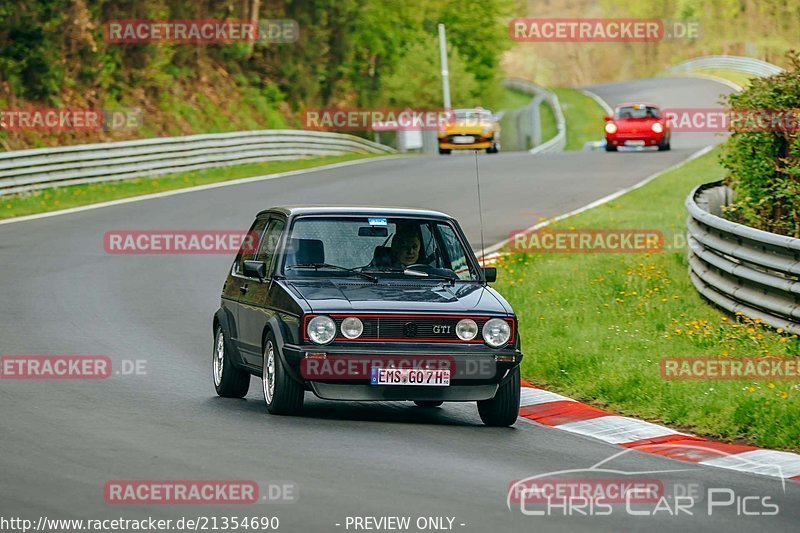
[239, 284, 249, 294]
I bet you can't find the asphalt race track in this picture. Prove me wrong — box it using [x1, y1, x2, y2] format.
[2, 77, 797, 532]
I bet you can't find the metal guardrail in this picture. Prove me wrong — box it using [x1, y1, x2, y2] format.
[502, 79, 566, 154]
[668, 55, 784, 78]
[687, 182, 800, 334]
[0, 130, 395, 196]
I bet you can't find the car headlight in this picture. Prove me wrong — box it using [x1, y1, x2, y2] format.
[604, 122, 618, 134]
[456, 319, 479, 341]
[482, 318, 511, 347]
[340, 317, 363, 339]
[651, 122, 663, 133]
[307, 315, 336, 344]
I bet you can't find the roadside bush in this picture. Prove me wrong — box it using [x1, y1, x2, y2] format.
[720, 51, 800, 237]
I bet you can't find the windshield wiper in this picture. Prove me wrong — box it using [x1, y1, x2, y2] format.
[405, 266, 457, 283]
[369, 266, 457, 284]
[286, 263, 377, 282]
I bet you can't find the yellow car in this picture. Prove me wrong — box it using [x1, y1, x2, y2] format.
[438, 108, 501, 154]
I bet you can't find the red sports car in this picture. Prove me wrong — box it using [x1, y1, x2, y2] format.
[604, 103, 671, 152]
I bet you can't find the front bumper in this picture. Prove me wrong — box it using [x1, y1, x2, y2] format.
[439, 141, 492, 150]
[606, 132, 665, 147]
[311, 382, 499, 401]
[282, 342, 521, 401]
[439, 132, 495, 150]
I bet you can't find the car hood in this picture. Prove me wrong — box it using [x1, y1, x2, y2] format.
[284, 279, 511, 314]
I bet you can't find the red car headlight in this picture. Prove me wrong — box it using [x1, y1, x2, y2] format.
[604, 122, 618, 134]
[651, 122, 663, 133]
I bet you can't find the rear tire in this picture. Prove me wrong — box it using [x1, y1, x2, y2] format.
[414, 400, 443, 408]
[477, 366, 520, 427]
[212, 326, 250, 398]
[262, 332, 304, 415]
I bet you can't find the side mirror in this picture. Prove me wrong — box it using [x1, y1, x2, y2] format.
[482, 267, 497, 283]
[603, 115, 612, 122]
[243, 260, 267, 280]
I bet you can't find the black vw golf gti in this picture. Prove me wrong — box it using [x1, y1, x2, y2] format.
[212, 207, 522, 426]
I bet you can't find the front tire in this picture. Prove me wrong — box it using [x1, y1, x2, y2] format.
[658, 140, 671, 151]
[486, 141, 500, 154]
[438, 147, 452, 155]
[605, 144, 618, 152]
[262, 332, 304, 415]
[212, 326, 250, 398]
[477, 366, 520, 427]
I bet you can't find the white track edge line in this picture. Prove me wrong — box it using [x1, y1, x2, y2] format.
[481, 145, 714, 256]
[0, 155, 407, 226]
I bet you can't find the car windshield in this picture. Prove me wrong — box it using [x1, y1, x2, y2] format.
[453, 110, 492, 124]
[614, 105, 661, 119]
[282, 216, 480, 281]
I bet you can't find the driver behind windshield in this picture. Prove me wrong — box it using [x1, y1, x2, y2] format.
[370, 224, 424, 269]
[391, 226, 422, 267]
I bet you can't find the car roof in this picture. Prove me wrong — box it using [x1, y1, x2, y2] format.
[454, 108, 493, 113]
[615, 102, 661, 109]
[257, 205, 454, 220]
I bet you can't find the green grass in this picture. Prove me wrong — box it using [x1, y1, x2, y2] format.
[497, 87, 558, 151]
[496, 87, 535, 112]
[493, 147, 800, 451]
[0, 154, 379, 220]
[539, 99, 557, 144]
[553, 88, 607, 151]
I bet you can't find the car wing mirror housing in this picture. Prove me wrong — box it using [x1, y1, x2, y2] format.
[603, 115, 612, 121]
[243, 260, 267, 280]
[482, 267, 497, 283]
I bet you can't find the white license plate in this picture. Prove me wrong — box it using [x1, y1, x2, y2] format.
[624, 140, 646, 146]
[452, 135, 475, 144]
[370, 368, 450, 386]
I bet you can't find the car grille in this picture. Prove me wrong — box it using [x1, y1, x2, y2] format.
[304, 314, 513, 344]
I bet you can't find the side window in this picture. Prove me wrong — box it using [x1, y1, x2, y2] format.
[234, 217, 269, 275]
[256, 218, 286, 275]
[437, 224, 472, 280]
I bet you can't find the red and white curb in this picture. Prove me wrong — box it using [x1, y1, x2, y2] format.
[519, 382, 800, 482]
